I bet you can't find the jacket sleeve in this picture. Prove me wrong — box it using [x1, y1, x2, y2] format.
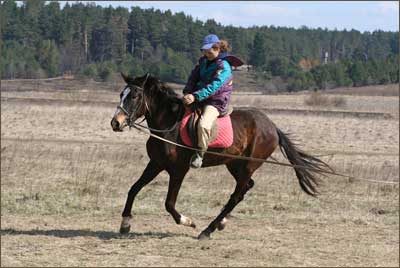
[193, 60, 231, 101]
[183, 64, 200, 94]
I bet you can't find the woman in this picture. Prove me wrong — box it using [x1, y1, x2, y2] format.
[182, 34, 243, 168]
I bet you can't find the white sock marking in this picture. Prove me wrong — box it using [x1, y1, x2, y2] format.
[121, 217, 131, 228]
[221, 217, 228, 225]
[180, 215, 192, 226]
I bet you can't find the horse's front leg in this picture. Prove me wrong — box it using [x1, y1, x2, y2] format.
[120, 160, 164, 234]
[165, 167, 196, 228]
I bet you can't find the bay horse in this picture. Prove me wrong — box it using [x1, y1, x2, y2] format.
[110, 73, 332, 239]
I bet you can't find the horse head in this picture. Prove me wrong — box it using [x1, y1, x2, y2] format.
[110, 72, 150, 132]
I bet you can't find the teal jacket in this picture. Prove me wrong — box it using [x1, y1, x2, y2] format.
[183, 52, 235, 113]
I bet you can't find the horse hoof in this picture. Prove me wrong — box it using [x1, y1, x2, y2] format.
[197, 231, 210, 240]
[180, 215, 196, 228]
[119, 225, 131, 234]
[217, 223, 225, 231]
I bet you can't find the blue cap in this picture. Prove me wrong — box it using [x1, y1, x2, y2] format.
[201, 34, 220, 50]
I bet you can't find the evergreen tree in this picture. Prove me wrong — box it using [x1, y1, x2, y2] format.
[37, 39, 60, 77]
[249, 32, 266, 67]
[311, 65, 331, 89]
[349, 61, 368, 86]
[0, 1, 397, 89]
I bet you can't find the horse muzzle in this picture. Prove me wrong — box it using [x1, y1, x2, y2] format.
[111, 114, 128, 132]
[111, 118, 122, 132]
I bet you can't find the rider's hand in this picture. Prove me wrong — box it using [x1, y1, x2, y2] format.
[183, 94, 195, 105]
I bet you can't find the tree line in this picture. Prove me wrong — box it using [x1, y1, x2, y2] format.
[1, 0, 398, 91]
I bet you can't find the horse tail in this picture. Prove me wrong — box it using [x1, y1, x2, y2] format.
[276, 128, 333, 197]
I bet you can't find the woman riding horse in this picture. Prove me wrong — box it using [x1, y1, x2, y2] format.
[110, 72, 333, 240]
[183, 34, 243, 168]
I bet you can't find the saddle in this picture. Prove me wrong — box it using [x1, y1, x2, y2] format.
[180, 105, 234, 148]
[186, 108, 216, 147]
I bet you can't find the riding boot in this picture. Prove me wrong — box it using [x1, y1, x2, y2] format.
[190, 105, 219, 169]
[190, 126, 211, 168]
[190, 150, 205, 169]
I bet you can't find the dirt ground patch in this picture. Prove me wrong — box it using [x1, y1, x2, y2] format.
[1, 81, 399, 266]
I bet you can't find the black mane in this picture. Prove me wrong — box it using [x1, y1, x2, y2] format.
[126, 73, 183, 107]
[148, 76, 180, 100]
[135, 74, 184, 121]
[130, 74, 179, 101]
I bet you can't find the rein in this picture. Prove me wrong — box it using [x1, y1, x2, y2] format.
[130, 88, 182, 133]
[116, 77, 398, 185]
[131, 123, 399, 185]
[132, 119, 180, 133]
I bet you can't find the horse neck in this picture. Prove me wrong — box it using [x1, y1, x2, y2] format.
[144, 90, 183, 135]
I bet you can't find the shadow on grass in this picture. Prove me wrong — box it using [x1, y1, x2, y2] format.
[0, 228, 194, 240]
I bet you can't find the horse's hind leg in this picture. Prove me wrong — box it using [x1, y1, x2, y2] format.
[217, 178, 254, 231]
[198, 162, 257, 239]
[120, 160, 164, 234]
[165, 167, 196, 228]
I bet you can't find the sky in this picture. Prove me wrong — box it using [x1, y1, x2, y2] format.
[54, 1, 399, 32]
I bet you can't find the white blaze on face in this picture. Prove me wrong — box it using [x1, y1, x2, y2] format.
[113, 87, 131, 117]
[120, 87, 131, 108]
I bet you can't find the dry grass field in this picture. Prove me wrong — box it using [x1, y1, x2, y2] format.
[1, 78, 399, 266]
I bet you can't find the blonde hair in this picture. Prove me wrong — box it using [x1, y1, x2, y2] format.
[212, 40, 231, 52]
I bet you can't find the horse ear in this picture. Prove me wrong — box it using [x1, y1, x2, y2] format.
[142, 72, 150, 86]
[121, 72, 130, 83]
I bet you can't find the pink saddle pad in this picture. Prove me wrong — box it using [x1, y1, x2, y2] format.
[179, 109, 234, 148]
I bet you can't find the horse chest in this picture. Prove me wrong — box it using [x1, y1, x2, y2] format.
[147, 136, 181, 165]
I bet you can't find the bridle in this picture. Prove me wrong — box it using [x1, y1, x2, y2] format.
[117, 84, 148, 124]
[117, 75, 181, 133]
